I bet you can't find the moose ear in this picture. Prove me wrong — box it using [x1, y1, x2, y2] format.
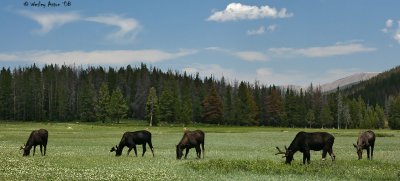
[20, 146, 24, 150]
[353, 143, 357, 148]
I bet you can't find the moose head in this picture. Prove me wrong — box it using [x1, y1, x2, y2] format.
[353, 143, 363, 160]
[110, 145, 122, 156]
[176, 145, 184, 159]
[275, 146, 294, 164]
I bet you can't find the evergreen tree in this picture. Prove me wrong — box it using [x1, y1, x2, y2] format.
[96, 82, 110, 123]
[0, 68, 13, 120]
[306, 109, 315, 128]
[158, 84, 175, 123]
[145, 87, 158, 126]
[266, 86, 285, 126]
[320, 104, 333, 128]
[236, 82, 258, 125]
[388, 95, 400, 129]
[375, 104, 385, 129]
[224, 85, 234, 125]
[342, 104, 351, 129]
[77, 78, 97, 122]
[202, 85, 223, 124]
[108, 88, 128, 123]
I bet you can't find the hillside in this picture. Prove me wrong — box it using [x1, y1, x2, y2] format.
[342, 65, 400, 106]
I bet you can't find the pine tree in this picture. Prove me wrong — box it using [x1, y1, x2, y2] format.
[158, 85, 175, 123]
[77, 78, 97, 122]
[236, 82, 258, 125]
[145, 87, 158, 126]
[342, 104, 351, 129]
[96, 82, 110, 123]
[0, 68, 13, 120]
[266, 86, 284, 126]
[202, 85, 223, 124]
[320, 104, 333, 128]
[108, 88, 128, 123]
[306, 109, 315, 128]
[224, 85, 234, 125]
[388, 95, 400, 129]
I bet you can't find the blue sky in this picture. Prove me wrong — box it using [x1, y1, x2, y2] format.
[0, 0, 399, 86]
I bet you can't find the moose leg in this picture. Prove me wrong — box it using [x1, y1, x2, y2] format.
[40, 145, 43, 156]
[184, 148, 189, 159]
[366, 147, 370, 160]
[322, 149, 328, 161]
[142, 144, 146, 157]
[133, 146, 138, 157]
[44, 144, 46, 156]
[328, 149, 336, 161]
[195, 145, 201, 159]
[370, 144, 374, 160]
[303, 150, 310, 164]
[127, 147, 133, 156]
[201, 143, 205, 158]
[33, 146, 36, 156]
[148, 141, 154, 157]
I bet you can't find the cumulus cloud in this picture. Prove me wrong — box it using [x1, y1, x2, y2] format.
[207, 3, 293, 22]
[381, 18, 400, 43]
[268, 43, 376, 58]
[19, 11, 80, 34]
[0, 49, 197, 65]
[86, 14, 141, 42]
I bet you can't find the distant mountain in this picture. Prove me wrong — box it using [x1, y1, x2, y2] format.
[320, 72, 379, 92]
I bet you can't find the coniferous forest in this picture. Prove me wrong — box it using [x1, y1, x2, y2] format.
[0, 63, 399, 129]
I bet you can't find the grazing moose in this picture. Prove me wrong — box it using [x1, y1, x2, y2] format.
[20, 129, 48, 156]
[353, 130, 375, 160]
[176, 129, 205, 159]
[110, 130, 154, 157]
[276, 131, 336, 164]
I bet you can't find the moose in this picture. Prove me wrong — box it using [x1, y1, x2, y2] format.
[353, 130, 375, 160]
[276, 131, 336, 164]
[20, 129, 48, 156]
[110, 130, 154, 157]
[176, 129, 205, 159]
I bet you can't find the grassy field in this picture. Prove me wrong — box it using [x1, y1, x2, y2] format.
[0, 121, 399, 180]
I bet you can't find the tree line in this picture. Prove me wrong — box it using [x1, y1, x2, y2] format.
[0, 64, 399, 129]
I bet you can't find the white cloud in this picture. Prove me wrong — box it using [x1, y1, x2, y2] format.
[386, 19, 393, 28]
[247, 25, 276, 35]
[267, 24, 277, 32]
[234, 51, 268, 61]
[207, 3, 293, 22]
[0, 49, 197, 65]
[86, 15, 141, 42]
[19, 11, 80, 34]
[394, 30, 400, 43]
[247, 26, 265, 35]
[268, 43, 376, 58]
[206, 47, 268, 62]
[183, 64, 235, 79]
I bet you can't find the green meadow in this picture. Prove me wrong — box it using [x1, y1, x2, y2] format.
[0, 121, 399, 180]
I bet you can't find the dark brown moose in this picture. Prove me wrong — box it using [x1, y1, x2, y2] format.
[110, 130, 154, 157]
[20, 129, 48, 156]
[276, 131, 336, 164]
[353, 130, 375, 160]
[176, 129, 205, 159]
